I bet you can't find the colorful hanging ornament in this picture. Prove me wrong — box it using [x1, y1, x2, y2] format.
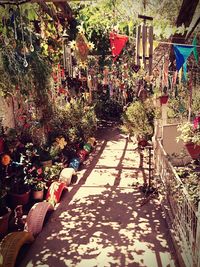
[109, 32, 128, 61]
[29, 29, 34, 52]
[75, 33, 89, 62]
[70, 25, 94, 64]
[173, 44, 194, 71]
[19, 7, 28, 68]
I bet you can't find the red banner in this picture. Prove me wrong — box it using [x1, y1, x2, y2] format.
[109, 32, 128, 61]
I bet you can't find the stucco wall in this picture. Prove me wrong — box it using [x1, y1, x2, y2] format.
[0, 95, 16, 129]
[162, 123, 191, 165]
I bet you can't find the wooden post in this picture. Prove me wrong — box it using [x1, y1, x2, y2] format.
[188, 71, 193, 122]
[162, 103, 168, 125]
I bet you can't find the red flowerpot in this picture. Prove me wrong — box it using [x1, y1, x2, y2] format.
[77, 149, 88, 162]
[185, 143, 200, 159]
[159, 95, 169, 105]
[9, 190, 31, 207]
[0, 207, 11, 237]
[32, 190, 44, 201]
[138, 139, 148, 147]
[0, 137, 4, 153]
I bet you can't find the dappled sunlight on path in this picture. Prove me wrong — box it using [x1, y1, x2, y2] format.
[18, 126, 177, 267]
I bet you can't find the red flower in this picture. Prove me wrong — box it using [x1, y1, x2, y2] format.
[37, 168, 43, 175]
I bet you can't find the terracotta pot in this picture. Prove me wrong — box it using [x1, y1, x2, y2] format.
[32, 190, 44, 201]
[185, 143, 200, 160]
[138, 139, 148, 147]
[0, 137, 4, 153]
[9, 190, 31, 207]
[159, 95, 169, 105]
[0, 207, 11, 237]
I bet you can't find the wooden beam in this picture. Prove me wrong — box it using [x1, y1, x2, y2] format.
[31, 0, 69, 2]
[138, 14, 153, 21]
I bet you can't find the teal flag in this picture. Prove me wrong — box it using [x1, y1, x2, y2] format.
[173, 45, 194, 71]
[192, 35, 199, 63]
[183, 61, 187, 81]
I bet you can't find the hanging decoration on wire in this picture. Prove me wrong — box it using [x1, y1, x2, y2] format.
[173, 44, 194, 71]
[19, 7, 28, 68]
[29, 29, 34, 52]
[62, 30, 73, 77]
[109, 32, 128, 61]
[69, 25, 94, 68]
[9, 8, 18, 40]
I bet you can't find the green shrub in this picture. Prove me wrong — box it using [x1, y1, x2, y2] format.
[121, 99, 155, 140]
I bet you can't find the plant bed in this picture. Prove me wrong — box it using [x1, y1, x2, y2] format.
[173, 159, 200, 208]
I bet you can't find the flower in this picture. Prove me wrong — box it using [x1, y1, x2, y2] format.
[69, 40, 77, 50]
[79, 61, 87, 69]
[55, 137, 67, 150]
[177, 121, 200, 145]
[1, 154, 11, 166]
[88, 42, 95, 50]
[77, 25, 85, 34]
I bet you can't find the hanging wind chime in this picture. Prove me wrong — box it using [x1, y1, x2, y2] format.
[135, 15, 153, 75]
[62, 30, 73, 77]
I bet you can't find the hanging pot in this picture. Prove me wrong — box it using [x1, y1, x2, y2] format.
[185, 143, 200, 160]
[137, 136, 148, 147]
[193, 116, 200, 130]
[159, 95, 169, 105]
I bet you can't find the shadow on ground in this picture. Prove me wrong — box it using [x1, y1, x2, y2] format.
[18, 125, 177, 267]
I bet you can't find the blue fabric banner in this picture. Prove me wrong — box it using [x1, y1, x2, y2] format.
[173, 45, 194, 71]
[183, 61, 187, 81]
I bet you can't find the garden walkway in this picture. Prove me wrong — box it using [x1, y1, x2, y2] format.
[18, 123, 178, 267]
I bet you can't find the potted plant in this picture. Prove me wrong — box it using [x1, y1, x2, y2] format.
[121, 99, 155, 146]
[32, 180, 46, 201]
[6, 143, 36, 207]
[177, 121, 200, 159]
[43, 163, 63, 188]
[38, 146, 52, 167]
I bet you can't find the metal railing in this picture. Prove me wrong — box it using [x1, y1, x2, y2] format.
[154, 139, 200, 267]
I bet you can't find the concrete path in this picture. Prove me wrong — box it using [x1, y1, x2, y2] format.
[18, 125, 178, 267]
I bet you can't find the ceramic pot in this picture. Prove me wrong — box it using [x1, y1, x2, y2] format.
[41, 160, 52, 167]
[9, 190, 30, 207]
[32, 190, 44, 201]
[185, 143, 200, 159]
[159, 95, 169, 105]
[0, 207, 11, 237]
